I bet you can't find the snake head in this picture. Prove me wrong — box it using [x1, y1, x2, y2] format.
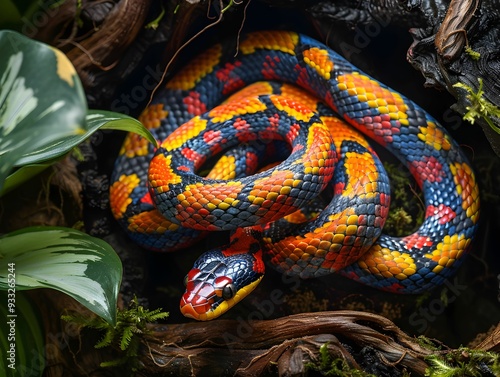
[180, 228, 264, 321]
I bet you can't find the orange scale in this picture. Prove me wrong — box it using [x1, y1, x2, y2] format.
[183, 215, 197, 226]
[211, 198, 223, 206]
[302, 251, 312, 260]
[203, 193, 216, 202]
[183, 216, 198, 228]
[214, 193, 227, 201]
[308, 238, 321, 247]
[197, 197, 209, 206]
[389, 266, 402, 275]
[179, 210, 193, 219]
[315, 248, 327, 258]
[191, 212, 203, 221]
[385, 260, 397, 268]
[335, 224, 347, 234]
[261, 199, 274, 209]
[270, 184, 283, 193]
[398, 262, 410, 270]
[320, 260, 334, 270]
[304, 245, 316, 255]
[295, 242, 309, 252]
[257, 190, 270, 198]
[438, 256, 449, 266]
[369, 266, 381, 274]
[364, 258, 377, 268]
[324, 251, 340, 261]
[187, 196, 198, 204]
[333, 252, 349, 266]
[376, 264, 389, 272]
[336, 215, 349, 225]
[275, 194, 289, 203]
[321, 232, 334, 242]
[318, 240, 331, 250]
[381, 271, 394, 278]
[270, 202, 287, 212]
[445, 258, 455, 267]
[179, 200, 190, 208]
[198, 208, 210, 216]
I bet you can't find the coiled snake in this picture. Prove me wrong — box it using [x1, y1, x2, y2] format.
[110, 31, 480, 321]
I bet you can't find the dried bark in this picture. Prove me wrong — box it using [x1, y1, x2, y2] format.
[475, 322, 500, 353]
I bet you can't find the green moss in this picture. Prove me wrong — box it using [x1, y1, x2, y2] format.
[62, 296, 169, 371]
[383, 162, 425, 236]
[305, 343, 376, 376]
[454, 78, 500, 134]
[425, 347, 499, 376]
[416, 335, 443, 352]
[464, 46, 481, 61]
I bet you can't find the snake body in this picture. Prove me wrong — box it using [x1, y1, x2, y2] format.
[110, 31, 480, 321]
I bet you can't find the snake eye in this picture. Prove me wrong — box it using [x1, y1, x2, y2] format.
[222, 283, 236, 300]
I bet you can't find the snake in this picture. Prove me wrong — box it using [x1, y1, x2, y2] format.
[110, 30, 480, 321]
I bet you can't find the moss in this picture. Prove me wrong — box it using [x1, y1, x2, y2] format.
[383, 162, 424, 236]
[454, 78, 500, 134]
[62, 296, 169, 371]
[464, 46, 481, 61]
[305, 343, 377, 376]
[425, 347, 500, 376]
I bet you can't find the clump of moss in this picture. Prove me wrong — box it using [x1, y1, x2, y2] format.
[305, 343, 377, 376]
[454, 78, 500, 134]
[62, 296, 169, 371]
[383, 162, 425, 236]
[425, 347, 500, 376]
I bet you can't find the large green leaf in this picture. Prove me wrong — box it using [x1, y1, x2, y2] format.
[0, 291, 45, 376]
[0, 110, 157, 196]
[0, 161, 55, 197]
[0, 109, 157, 197]
[87, 110, 157, 147]
[0, 227, 122, 325]
[14, 110, 157, 167]
[0, 30, 87, 192]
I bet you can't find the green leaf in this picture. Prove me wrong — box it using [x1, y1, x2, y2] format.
[0, 227, 123, 325]
[0, 291, 45, 376]
[13, 110, 157, 167]
[0, 108, 156, 196]
[91, 110, 157, 147]
[0, 30, 87, 192]
[0, 161, 54, 197]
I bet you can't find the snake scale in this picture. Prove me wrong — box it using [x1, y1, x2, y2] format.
[110, 31, 480, 321]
